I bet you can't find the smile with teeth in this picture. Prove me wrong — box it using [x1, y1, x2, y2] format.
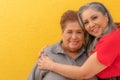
[91, 27, 99, 33]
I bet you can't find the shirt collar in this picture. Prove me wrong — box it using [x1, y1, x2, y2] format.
[53, 40, 86, 58]
[53, 40, 65, 54]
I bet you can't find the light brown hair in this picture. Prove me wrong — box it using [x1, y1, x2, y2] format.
[60, 10, 79, 31]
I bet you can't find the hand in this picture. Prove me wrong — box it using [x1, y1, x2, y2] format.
[38, 46, 47, 58]
[38, 55, 55, 71]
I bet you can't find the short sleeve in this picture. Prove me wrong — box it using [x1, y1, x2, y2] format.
[95, 31, 119, 66]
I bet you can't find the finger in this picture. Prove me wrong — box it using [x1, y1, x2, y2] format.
[41, 46, 48, 53]
[38, 59, 41, 63]
[37, 63, 42, 69]
[37, 59, 43, 67]
[38, 55, 46, 63]
[38, 45, 48, 58]
[41, 54, 45, 60]
[37, 60, 44, 69]
[44, 55, 52, 61]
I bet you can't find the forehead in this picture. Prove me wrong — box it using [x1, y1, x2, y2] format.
[81, 8, 102, 19]
[65, 21, 82, 30]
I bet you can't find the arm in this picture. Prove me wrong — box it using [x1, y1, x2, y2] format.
[28, 63, 38, 80]
[38, 52, 107, 79]
[27, 62, 48, 80]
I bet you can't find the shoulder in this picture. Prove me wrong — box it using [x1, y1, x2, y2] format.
[96, 29, 120, 53]
[43, 43, 57, 54]
[99, 29, 120, 43]
[117, 23, 120, 28]
[43, 41, 61, 55]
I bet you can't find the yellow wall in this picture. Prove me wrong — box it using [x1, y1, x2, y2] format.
[0, 0, 120, 80]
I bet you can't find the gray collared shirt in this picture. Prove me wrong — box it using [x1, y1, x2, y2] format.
[28, 41, 98, 80]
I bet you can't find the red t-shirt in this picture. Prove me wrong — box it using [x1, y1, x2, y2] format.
[94, 29, 120, 78]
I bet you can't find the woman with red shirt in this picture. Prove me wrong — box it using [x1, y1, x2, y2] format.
[38, 2, 120, 80]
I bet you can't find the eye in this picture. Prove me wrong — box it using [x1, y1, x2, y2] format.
[77, 30, 83, 34]
[83, 21, 89, 25]
[67, 31, 72, 34]
[92, 16, 98, 20]
[77, 31, 82, 34]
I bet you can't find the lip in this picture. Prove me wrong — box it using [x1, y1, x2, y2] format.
[70, 41, 79, 45]
[91, 26, 99, 33]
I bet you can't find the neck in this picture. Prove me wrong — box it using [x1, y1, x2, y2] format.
[61, 44, 82, 59]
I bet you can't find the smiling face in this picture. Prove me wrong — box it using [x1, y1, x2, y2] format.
[81, 8, 108, 37]
[62, 21, 84, 52]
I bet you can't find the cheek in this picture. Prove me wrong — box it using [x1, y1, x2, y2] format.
[98, 17, 107, 26]
[85, 26, 90, 33]
[62, 35, 69, 43]
[81, 37, 84, 43]
[78, 35, 84, 42]
[102, 20, 108, 27]
[62, 32, 71, 40]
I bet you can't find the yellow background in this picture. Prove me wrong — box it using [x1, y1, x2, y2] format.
[0, 0, 120, 80]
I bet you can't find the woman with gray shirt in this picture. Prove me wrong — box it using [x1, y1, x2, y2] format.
[28, 10, 97, 80]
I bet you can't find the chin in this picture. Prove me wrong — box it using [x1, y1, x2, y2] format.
[70, 48, 79, 51]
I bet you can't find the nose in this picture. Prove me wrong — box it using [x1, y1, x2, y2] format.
[89, 21, 95, 28]
[72, 33, 77, 39]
